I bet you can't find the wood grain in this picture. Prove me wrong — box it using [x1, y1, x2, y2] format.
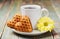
[0, 0, 14, 38]
[0, 0, 6, 9]
[51, 0, 60, 39]
[1, 0, 21, 39]
[0, 0, 11, 37]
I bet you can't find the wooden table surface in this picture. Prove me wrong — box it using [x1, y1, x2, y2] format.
[0, 0, 60, 39]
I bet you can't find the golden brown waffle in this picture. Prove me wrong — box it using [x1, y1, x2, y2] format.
[15, 16, 33, 32]
[7, 14, 33, 32]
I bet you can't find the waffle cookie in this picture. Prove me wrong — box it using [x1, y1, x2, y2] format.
[15, 16, 33, 32]
[7, 14, 22, 28]
[7, 14, 33, 32]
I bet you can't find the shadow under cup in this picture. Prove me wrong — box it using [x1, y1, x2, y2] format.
[20, 5, 42, 29]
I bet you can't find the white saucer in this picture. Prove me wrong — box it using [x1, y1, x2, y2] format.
[12, 29, 47, 36]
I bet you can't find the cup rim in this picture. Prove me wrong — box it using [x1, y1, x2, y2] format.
[20, 5, 41, 10]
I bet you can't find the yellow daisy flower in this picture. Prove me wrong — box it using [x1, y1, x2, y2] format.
[36, 16, 54, 32]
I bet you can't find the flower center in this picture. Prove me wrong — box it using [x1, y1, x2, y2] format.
[44, 22, 48, 26]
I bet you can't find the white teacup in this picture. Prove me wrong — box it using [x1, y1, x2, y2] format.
[20, 5, 49, 29]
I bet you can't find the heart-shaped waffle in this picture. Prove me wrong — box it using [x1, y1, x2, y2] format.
[15, 16, 33, 32]
[7, 14, 22, 29]
[7, 14, 33, 32]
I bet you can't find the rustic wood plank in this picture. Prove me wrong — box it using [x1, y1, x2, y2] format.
[0, 0, 6, 9]
[1, 0, 20, 39]
[1, 27, 19, 39]
[0, 1, 11, 37]
[0, 0, 14, 38]
[50, 0, 60, 39]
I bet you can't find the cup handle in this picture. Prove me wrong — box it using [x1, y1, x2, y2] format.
[41, 8, 49, 17]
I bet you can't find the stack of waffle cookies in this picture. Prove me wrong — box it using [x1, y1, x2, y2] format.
[7, 14, 33, 32]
